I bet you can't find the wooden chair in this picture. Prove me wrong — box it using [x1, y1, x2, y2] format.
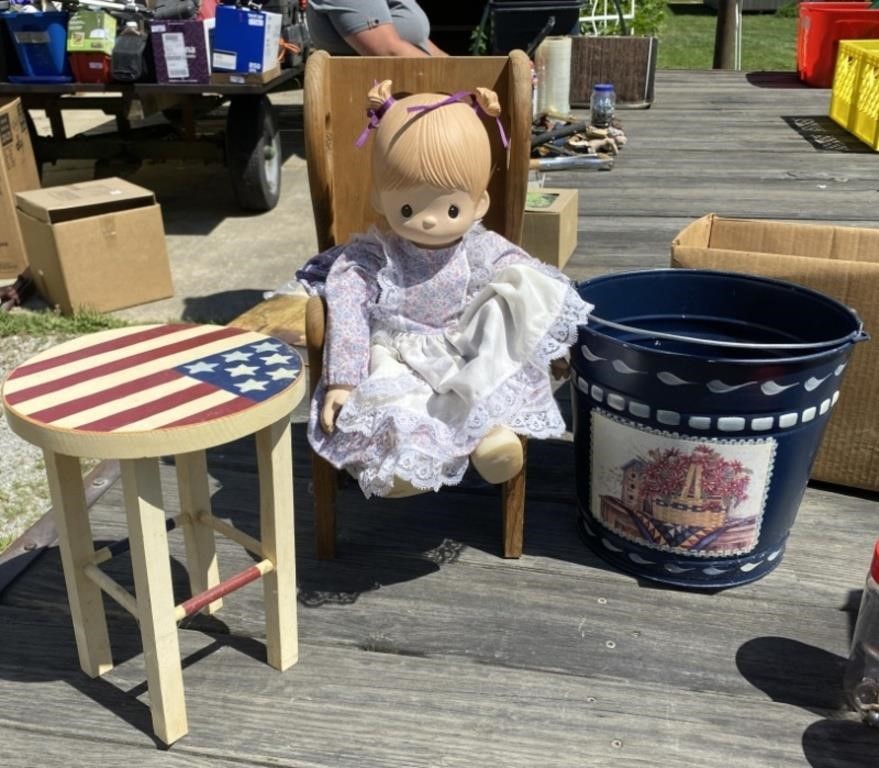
[303, 49, 533, 559]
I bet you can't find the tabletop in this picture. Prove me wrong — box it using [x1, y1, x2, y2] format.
[1, 323, 306, 460]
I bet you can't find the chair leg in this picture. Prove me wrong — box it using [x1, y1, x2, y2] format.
[313, 451, 337, 559]
[500, 436, 527, 558]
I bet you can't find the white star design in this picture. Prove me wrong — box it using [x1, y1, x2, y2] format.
[227, 364, 259, 377]
[184, 361, 218, 374]
[268, 368, 298, 381]
[223, 350, 253, 362]
[252, 341, 281, 353]
[261, 353, 292, 366]
[236, 378, 268, 393]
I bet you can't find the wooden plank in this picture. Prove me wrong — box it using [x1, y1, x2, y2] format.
[0, 606, 876, 766]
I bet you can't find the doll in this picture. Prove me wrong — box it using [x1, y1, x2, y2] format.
[296, 80, 593, 498]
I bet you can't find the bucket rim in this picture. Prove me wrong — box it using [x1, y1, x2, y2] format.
[577, 268, 867, 356]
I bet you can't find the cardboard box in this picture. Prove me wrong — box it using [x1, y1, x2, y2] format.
[211, 6, 281, 74]
[15, 178, 174, 314]
[150, 18, 215, 85]
[66, 9, 117, 55]
[521, 188, 578, 269]
[671, 213, 879, 492]
[0, 98, 40, 283]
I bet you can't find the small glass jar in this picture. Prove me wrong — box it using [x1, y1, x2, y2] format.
[590, 83, 616, 129]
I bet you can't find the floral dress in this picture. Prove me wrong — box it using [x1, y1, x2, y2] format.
[296, 222, 593, 497]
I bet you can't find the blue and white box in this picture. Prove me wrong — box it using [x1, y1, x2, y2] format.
[211, 6, 281, 74]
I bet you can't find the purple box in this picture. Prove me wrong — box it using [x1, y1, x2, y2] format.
[149, 19, 214, 84]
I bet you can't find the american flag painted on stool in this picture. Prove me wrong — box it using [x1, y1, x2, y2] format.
[2, 324, 302, 433]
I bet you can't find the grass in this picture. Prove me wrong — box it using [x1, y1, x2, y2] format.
[656, 2, 798, 71]
[0, 307, 128, 337]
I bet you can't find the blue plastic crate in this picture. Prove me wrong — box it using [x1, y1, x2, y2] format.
[2, 11, 72, 83]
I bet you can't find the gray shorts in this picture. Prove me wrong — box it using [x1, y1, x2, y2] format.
[306, 0, 431, 55]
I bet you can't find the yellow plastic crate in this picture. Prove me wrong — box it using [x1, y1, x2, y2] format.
[830, 39, 879, 150]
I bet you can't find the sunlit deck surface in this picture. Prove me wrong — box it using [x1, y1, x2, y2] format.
[1, 69, 878, 767]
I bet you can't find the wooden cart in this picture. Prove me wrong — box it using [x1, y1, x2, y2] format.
[0, 70, 297, 212]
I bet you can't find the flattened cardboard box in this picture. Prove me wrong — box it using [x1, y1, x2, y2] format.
[521, 188, 578, 269]
[671, 213, 879, 492]
[0, 98, 40, 282]
[16, 178, 174, 314]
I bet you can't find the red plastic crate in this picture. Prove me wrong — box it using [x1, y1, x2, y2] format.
[798, 2, 879, 87]
[69, 52, 111, 83]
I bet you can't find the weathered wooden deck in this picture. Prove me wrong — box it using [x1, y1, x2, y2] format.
[1, 69, 878, 767]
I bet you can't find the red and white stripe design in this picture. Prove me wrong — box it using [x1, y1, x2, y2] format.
[2, 324, 278, 434]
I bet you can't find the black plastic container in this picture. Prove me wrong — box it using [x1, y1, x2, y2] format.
[490, 0, 582, 54]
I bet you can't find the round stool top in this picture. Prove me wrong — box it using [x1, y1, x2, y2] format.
[2, 323, 306, 459]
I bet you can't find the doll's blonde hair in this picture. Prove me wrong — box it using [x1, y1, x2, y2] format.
[367, 80, 501, 202]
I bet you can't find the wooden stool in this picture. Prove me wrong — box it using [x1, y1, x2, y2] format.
[1, 323, 306, 745]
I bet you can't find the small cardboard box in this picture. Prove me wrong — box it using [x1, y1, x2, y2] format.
[521, 188, 578, 269]
[15, 178, 174, 314]
[671, 213, 879, 492]
[66, 9, 117, 55]
[0, 97, 40, 282]
[150, 18, 215, 85]
[211, 6, 281, 74]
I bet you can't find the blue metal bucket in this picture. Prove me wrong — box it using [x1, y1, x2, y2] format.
[572, 269, 868, 589]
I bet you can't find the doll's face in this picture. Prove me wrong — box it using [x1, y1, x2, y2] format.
[374, 184, 490, 248]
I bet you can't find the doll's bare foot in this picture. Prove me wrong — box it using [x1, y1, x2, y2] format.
[471, 426, 523, 485]
[385, 475, 429, 498]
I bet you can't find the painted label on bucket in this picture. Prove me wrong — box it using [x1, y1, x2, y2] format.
[590, 411, 776, 558]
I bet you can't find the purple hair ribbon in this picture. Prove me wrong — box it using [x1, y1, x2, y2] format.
[406, 91, 509, 148]
[354, 95, 397, 148]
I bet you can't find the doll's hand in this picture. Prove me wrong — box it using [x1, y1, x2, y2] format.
[321, 385, 354, 434]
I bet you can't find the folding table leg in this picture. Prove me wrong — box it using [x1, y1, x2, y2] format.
[256, 417, 298, 671]
[44, 450, 113, 678]
[121, 457, 187, 745]
[175, 450, 222, 615]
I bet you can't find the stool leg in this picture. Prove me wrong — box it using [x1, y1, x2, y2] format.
[44, 450, 113, 677]
[121, 458, 188, 745]
[175, 451, 222, 615]
[255, 417, 298, 671]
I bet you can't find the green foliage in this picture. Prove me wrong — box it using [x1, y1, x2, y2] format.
[582, 0, 666, 37]
[632, 0, 667, 36]
[775, 1, 800, 18]
[0, 308, 128, 338]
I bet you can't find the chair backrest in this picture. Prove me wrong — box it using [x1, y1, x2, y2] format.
[303, 50, 532, 252]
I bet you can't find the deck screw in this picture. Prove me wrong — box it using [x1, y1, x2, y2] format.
[631, 630, 641, 638]
[92, 477, 108, 487]
[597, 597, 607, 605]
[606, 640, 616, 649]
[586, 697, 597, 703]
[611, 739, 623, 749]
[23, 542, 35, 551]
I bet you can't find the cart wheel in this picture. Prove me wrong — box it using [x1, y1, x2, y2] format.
[226, 95, 282, 212]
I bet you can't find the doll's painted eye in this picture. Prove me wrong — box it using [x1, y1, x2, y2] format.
[400, 204, 413, 218]
[448, 205, 460, 219]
